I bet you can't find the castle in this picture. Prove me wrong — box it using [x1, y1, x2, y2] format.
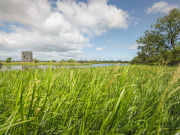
[21, 51, 33, 62]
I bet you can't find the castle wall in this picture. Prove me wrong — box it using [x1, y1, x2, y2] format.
[21, 51, 33, 62]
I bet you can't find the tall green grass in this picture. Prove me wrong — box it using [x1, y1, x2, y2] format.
[0, 65, 179, 134]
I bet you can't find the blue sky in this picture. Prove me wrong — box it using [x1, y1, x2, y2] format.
[0, 0, 179, 61]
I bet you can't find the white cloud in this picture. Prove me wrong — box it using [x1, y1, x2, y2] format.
[0, 0, 51, 27]
[96, 46, 106, 51]
[0, 0, 130, 60]
[56, 0, 129, 36]
[0, 25, 90, 52]
[146, 1, 179, 14]
[129, 43, 138, 50]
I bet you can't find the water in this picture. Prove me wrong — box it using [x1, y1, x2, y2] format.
[86, 64, 128, 67]
[0, 64, 128, 70]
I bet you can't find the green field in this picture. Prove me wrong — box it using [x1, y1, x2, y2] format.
[0, 65, 179, 134]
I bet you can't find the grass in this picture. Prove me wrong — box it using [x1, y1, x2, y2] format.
[0, 65, 179, 134]
[1, 62, 91, 66]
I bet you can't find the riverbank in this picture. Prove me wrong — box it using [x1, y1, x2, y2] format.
[0, 63, 129, 70]
[1, 62, 91, 66]
[1, 62, 129, 66]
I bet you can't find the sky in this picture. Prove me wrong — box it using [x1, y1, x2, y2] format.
[0, 0, 179, 61]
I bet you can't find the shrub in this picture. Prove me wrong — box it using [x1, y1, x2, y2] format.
[67, 59, 76, 63]
[34, 59, 39, 63]
[59, 60, 65, 63]
[5, 57, 12, 63]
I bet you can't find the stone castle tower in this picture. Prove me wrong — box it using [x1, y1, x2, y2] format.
[21, 51, 33, 62]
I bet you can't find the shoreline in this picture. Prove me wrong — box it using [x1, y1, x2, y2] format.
[1, 62, 129, 66]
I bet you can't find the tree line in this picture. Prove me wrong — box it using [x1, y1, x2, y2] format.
[0, 58, 129, 64]
[131, 8, 180, 66]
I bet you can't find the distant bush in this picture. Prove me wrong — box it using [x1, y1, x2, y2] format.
[52, 60, 56, 62]
[34, 59, 39, 63]
[67, 59, 76, 63]
[0, 62, 2, 66]
[5, 57, 12, 63]
[59, 60, 65, 63]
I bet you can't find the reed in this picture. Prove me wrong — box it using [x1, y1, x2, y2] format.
[0, 65, 179, 134]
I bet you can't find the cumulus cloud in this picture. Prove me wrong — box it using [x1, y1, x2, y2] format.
[0, 0, 130, 60]
[128, 43, 138, 50]
[56, 0, 129, 36]
[0, 0, 51, 28]
[96, 46, 106, 51]
[146, 1, 179, 14]
[0, 25, 89, 52]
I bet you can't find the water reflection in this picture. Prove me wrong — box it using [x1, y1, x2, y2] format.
[22, 65, 36, 70]
[0, 64, 128, 71]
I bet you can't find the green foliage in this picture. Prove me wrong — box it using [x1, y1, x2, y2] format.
[132, 8, 180, 65]
[59, 60, 65, 63]
[155, 8, 180, 50]
[33, 59, 39, 63]
[0, 60, 2, 66]
[66, 59, 76, 63]
[78, 60, 129, 64]
[130, 56, 143, 64]
[0, 65, 179, 134]
[5, 57, 12, 63]
[88, 60, 99, 64]
[163, 45, 180, 66]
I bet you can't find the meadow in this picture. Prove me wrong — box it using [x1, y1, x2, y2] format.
[0, 65, 179, 135]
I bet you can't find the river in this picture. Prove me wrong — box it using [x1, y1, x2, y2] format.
[0, 64, 128, 70]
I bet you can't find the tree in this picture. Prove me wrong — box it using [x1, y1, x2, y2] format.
[67, 59, 76, 63]
[132, 8, 180, 65]
[59, 60, 65, 63]
[137, 30, 166, 57]
[154, 8, 180, 50]
[33, 59, 39, 63]
[5, 57, 12, 63]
